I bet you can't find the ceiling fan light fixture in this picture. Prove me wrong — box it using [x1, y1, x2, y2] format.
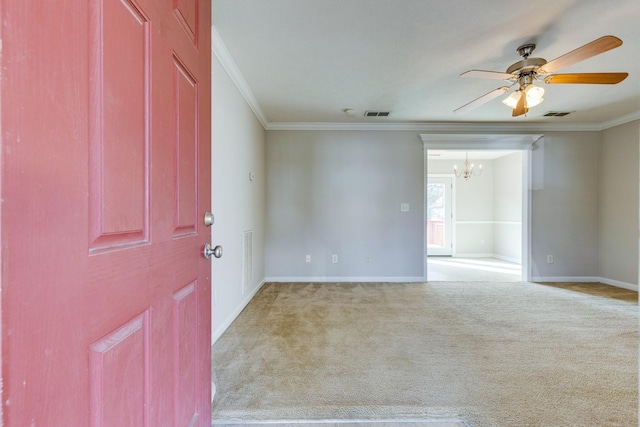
[502, 91, 521, 108]
[525, 84, 545, 107]
[502, 84, 545, 109]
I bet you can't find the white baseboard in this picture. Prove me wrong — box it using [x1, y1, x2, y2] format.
[452, 254, 521, 264]
[264, 276, 426, 283]
[493, 254, 521, 264]
[211, 279, 266, 345]
[453, 253, 493, 258]
[598, 277, 638, 291]
[531, 276, 599, 283]
[531, 276, 638, 292]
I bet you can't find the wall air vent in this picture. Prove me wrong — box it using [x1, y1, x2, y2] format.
[543, 111, 571, 117]
[364, 111, 390, 117]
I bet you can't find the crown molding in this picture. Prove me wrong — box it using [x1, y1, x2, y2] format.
[265, 121, 603, 132]
[211, 26, 269, 129]
[599, 110, 640, 130]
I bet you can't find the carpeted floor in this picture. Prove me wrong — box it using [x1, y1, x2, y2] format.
[211, 282, 638, 427]
[212, 422, 467, 427]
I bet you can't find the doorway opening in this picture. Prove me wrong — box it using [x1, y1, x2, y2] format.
[427, 150, 523, 281]
[421, 133, 540, 282]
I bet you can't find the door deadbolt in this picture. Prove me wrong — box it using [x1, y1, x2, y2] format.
[203, 211, 214, 227]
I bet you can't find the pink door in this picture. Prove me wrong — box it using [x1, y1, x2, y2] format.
[1, 0, 212, 425]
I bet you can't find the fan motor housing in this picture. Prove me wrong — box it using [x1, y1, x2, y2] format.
[506, 57, 548, 76]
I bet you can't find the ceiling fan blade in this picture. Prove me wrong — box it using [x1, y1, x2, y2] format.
[454, 86, 510, 113]
[543, 72, 628, 84]
[512, 91, 528, 117]
[539, 35, 623, 74]
[460, 70, 516, 80]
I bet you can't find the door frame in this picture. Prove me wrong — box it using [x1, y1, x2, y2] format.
[426, 174, 455, 256]
[422, 133, 541, 281]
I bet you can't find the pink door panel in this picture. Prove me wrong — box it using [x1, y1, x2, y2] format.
[89, 0, 150, 251]
[90, 313, 148, 427]
[1, 0, 212, 425]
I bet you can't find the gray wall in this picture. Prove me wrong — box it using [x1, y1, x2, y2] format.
[265, 131, 425, 280]
[599, 120, 639, 286]
[265, 128, 638, 284]
[530, 132, 601, 279]
[211, 55, 266, 341]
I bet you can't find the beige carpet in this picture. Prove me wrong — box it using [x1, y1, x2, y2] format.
[211, 282, 638, 426]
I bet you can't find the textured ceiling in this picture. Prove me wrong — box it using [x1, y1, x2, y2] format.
[212, 0, 640, 127]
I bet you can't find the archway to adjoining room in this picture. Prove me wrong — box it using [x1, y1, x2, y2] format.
[421, 133, 542, 282]
[427, 150, 523, 281]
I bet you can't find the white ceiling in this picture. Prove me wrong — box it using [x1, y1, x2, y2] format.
[211, 0, 640, 128]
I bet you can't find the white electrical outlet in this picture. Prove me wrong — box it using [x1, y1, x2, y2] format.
[481, 239, 485, 245]
[547, 255, 554, 264]
[400, 203, 410, 212]
[332, 254, 338, 263]
[365, 255, 371, 263]
[305, 255, 311, 263]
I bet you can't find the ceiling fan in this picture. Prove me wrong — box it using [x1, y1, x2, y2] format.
[454, 35, 628, 117]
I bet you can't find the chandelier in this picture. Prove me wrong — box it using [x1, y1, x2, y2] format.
[453, 152, 483, 180]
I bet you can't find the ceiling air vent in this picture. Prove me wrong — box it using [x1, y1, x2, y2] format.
[543, 111, 571, 117]
[364, 111, 390, 117]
